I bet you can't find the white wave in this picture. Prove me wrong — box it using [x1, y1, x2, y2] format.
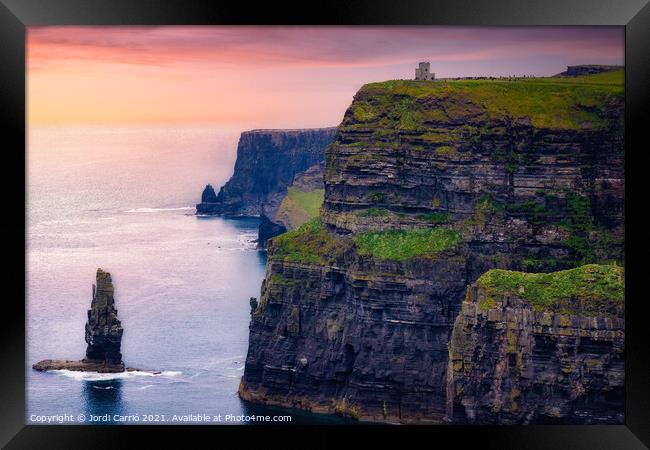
[138, 384, 155, 390]
[50, 369, 181, 381]
[237, 233, 258, 250]
[125, 206, 194, 213]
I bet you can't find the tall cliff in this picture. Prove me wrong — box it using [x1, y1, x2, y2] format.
[240, 70, 625, 423]
[196, 128, 336, 216]
[447, 264, 624, 424]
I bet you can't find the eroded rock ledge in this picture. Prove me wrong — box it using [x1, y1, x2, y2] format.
[32, 359, 126, 373]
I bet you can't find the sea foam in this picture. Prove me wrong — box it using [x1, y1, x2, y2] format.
[125, 206, 194, 213]
[50, 369, 182, 382]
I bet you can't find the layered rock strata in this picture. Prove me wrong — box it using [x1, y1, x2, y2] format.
[196, 128, 336, 216]
[240, 72, 625, 423]
[84, 269, 124, 366]
[447, 265, 624, 424]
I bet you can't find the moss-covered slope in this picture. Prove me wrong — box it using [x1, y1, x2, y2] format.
[474, 264, 624, 315]
[275, 187, 324, 230]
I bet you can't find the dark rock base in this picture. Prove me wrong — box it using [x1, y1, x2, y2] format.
[33, 359, 126, 373]
[257, 215, 287, 248]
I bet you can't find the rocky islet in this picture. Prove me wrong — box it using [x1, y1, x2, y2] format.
[33, 269, 130, 374]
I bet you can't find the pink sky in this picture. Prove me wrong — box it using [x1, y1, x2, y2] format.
[27, 26, 624, 127]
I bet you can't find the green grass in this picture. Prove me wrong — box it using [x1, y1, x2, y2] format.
[288, 188, 324, 218]
[270, 218, 348, 265]
[435, 145, 457, 156]
[354, 227, 461, 261]
[420, 132, 458, 143]
[552, 69, 624, 86]
[352, 70, 623, 131]
[475, 264, 624, 315]
[506, 200, 548, 226]
[359, 207, 390, 217]
[276, 187, 324, 229]
[553, 191, 622, 265]
[369, 192, 387, 203]
[351, 101, 379, 122]
[270, 274, 299, 286]
[465, 193, 503, 226]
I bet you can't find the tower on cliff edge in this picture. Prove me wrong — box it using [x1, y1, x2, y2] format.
[415, 62, 435, 81]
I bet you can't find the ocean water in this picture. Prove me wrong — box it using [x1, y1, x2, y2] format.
[26, 126, 344, 425]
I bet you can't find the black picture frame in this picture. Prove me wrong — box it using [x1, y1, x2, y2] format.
[2, 0, 648, 448]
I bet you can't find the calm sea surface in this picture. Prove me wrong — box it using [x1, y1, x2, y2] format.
[26, 126, 345, 425]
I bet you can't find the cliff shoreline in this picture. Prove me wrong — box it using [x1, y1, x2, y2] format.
[239, 70, 625, 424]
[196, 127, 335, 217]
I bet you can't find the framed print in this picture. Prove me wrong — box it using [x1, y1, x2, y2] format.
[1, 0, 649, 448]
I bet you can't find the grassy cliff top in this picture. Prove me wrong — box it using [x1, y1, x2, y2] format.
[354, 227, 461, 261]
[272, 218, 461, 263]
[270, 218, 349, 265]
[350, 70, 623, 131]
[475, 264, 624, 315]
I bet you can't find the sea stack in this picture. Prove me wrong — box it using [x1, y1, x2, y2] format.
[196, 184, 218, 213]
[33, 269, 126, 373]
[84, 269, 124, 368]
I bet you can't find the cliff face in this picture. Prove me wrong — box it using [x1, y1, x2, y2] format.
[196, 128, 336, 216]
[241, 230, 468, 422]
[556, 65, 623, 77]
[257, 216, 288, 249]
[240, 71, 625, 423]
[447, 265, 624, 424]
[322, 77, 624, 266]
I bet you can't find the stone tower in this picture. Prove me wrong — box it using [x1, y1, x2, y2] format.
[415, 62, 435, 80]
[84, 268, 124, 367]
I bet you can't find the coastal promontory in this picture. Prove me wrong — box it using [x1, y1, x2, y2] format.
[196, 128, 335, 217]
[196, 128, 336, 246]
[239, 69, 625, 423]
